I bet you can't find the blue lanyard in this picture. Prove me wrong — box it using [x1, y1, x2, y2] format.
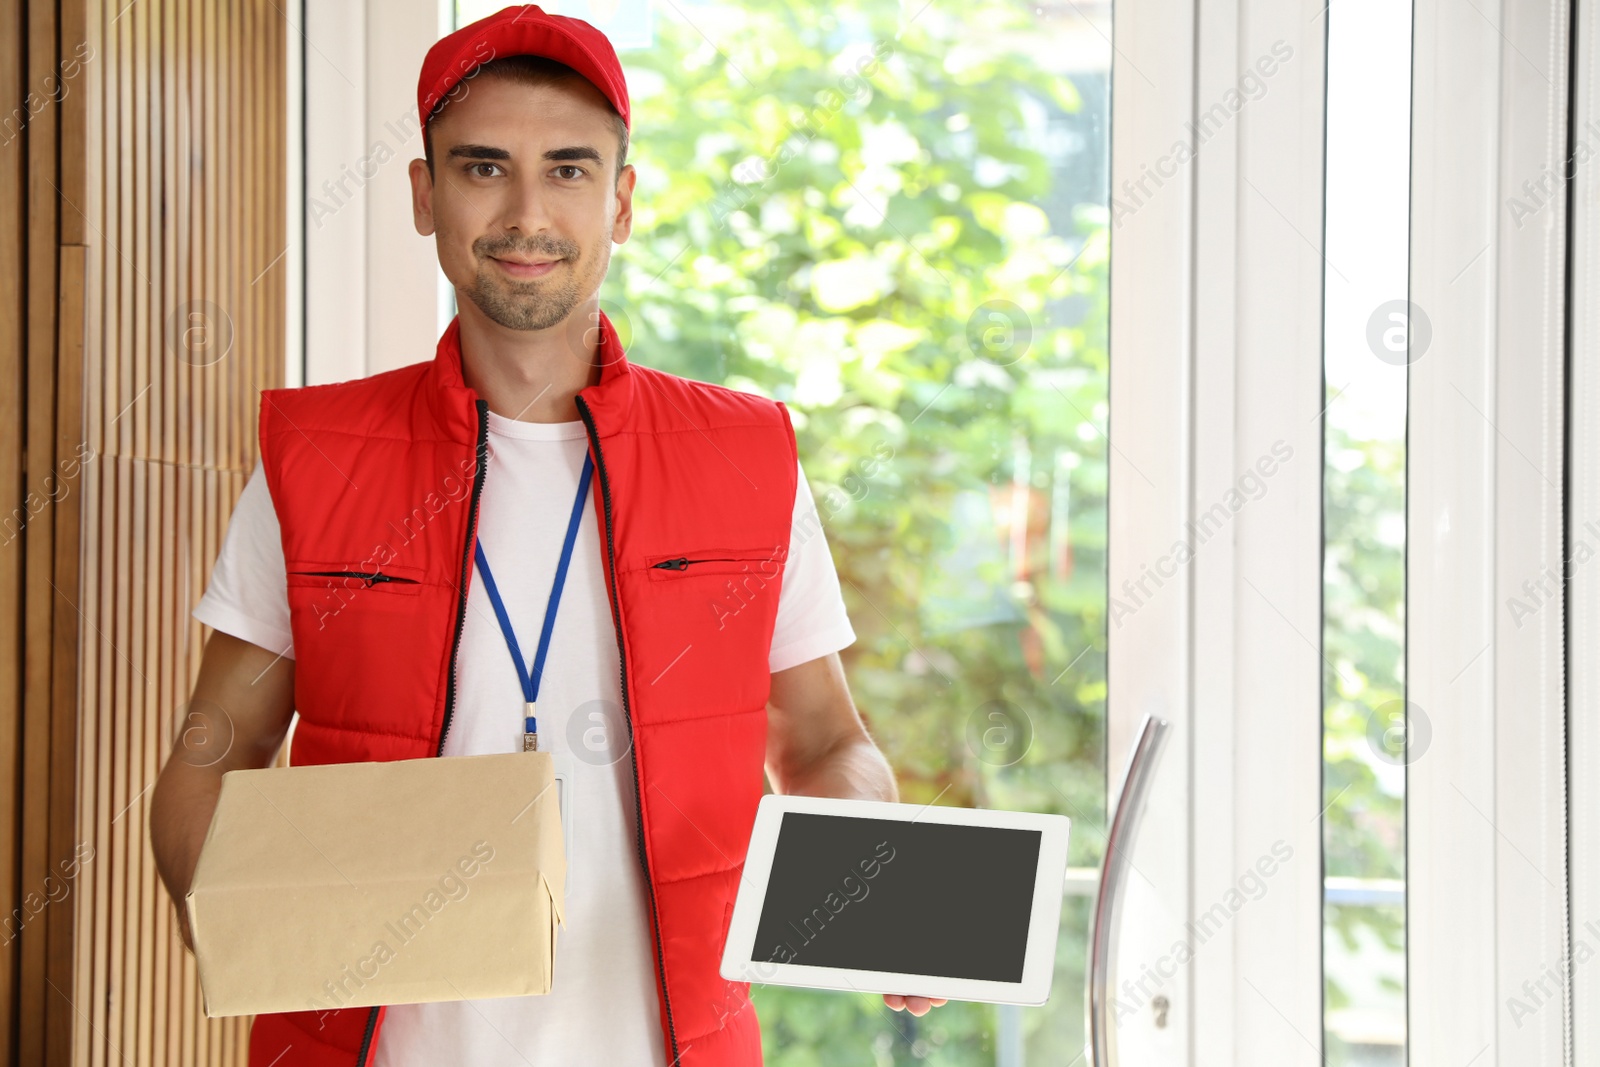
[473, 452, 594, 741]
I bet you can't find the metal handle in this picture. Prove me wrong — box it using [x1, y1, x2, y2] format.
[1087, 713, 1172, 1067]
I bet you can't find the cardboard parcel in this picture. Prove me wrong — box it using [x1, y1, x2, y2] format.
[186, 750, 566, 1018]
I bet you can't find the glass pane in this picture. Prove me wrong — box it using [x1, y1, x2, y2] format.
[454, 0, 1114, 1062]
[1321, 1, 1412, 1063]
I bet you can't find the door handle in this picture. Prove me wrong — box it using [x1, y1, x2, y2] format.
[1087, 713, 1172, 1067]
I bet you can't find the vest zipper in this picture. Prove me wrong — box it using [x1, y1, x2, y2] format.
[354, 1005, 380, 1067]
[574, 393, 682, 1067]
[353, 399, 488, 1067]
[289, 569, 419, 587]
[651, 555, 763, 571]
[436, 397, 491, 759]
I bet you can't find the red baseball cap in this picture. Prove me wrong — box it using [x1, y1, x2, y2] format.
[417, 4, 631, 153]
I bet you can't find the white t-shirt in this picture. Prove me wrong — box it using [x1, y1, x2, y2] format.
[193, 407, 856, 1066]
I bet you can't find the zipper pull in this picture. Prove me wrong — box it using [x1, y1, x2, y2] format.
[652, 557, 690, 570]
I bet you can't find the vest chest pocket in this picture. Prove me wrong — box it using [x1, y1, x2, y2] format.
[286, 563, 425, 598]
[645, 546, 788, 583]
[636, 546, 788, 714]
[286, 559, 429, 641]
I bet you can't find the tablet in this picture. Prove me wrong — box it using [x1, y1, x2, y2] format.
[720, 794, 1072, 1006]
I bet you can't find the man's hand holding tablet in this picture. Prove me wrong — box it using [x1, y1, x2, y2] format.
[882, 993, 949, 1016]
[722, 795, 1073, 1008]
[758, 655, 1069, 1012]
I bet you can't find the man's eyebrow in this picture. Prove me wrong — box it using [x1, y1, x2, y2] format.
[448, 143, 508, 160]
[543, 145, 603, 164]
[445, 144, 604, 165]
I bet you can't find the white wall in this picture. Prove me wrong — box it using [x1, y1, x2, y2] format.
[303, 0, 448, 385]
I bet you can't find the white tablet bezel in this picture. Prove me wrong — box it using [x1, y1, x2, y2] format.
[719, 794, 1072, 1007]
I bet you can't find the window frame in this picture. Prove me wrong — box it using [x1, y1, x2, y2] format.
[1409, 0, 1574, 1060]
[1571, 0, 1600, 1054]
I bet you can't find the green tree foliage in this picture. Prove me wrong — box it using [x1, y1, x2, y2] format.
[1323, 422, 1406, 1060]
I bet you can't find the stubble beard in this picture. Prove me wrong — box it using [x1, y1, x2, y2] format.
[466, 228, 610, 333]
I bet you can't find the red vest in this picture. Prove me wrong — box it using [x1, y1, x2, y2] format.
[246, 312, 794, 1066]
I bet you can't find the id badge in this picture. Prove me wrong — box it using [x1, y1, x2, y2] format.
[549, 749, 575, 891]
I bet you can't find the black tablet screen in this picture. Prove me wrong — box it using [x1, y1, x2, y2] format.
[751, 811, 1042, 982]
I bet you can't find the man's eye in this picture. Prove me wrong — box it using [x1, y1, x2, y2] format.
[469, 163, 501, 178]
[556, 165, 584, 179]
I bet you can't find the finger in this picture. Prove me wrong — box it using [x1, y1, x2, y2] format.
[883, 993, 906, 1011]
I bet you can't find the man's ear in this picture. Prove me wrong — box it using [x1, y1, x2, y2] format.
[409, 157, 436, 237]
[611, 163, 637, 245]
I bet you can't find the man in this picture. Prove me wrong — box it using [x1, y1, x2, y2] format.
[149, 6, 942, 1067]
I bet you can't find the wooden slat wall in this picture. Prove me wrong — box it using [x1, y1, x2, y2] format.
[0, 0, 287, 1063]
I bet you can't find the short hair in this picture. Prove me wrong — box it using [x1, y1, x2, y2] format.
[423, 54, 629, 184]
